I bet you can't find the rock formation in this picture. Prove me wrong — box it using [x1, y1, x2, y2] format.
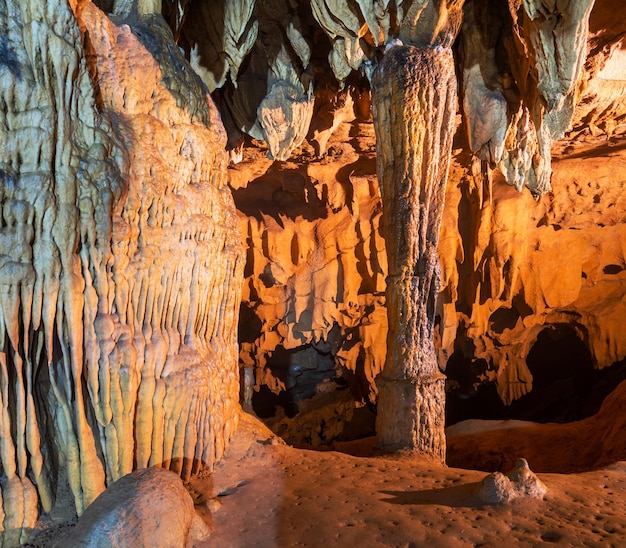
[1, 0, 625, 542]
[475, 457, 547, 504]
[371, 43, 458, 457]
[199, 0, 612, 456]
[231, 134, 387, 407]
[459, 0, 594, 196]
[147, 0, 621, 454]
[54, 467, 210, 547]
[0, 0, 243, 537]
[440, 0, 626, 410]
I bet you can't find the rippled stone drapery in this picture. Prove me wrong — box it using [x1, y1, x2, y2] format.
[459, 0, 595, 196]
[0, 0, 243, 539]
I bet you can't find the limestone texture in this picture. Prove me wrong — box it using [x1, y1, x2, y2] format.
[459, 0, 595, 196]
[215, 0, 624, 438]
[475, 458, 547, 504]
[0, 0, 243, 537]
[1, 0, 625, 542]
[54, 467, 209, 547]
[440, 142, 626, 409]
[372, 44, 457, 457]
[176, 0, 611, 456]
[230, 114, 387, 439]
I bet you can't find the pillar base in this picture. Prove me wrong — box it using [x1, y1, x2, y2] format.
[375, 375, 446, 461]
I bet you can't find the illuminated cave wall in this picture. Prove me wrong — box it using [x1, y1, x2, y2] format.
[0, 0, 242, 537]
[185, 0, 626, 440]
[1, 0, 625, 538]
[169, 0, 626, 436]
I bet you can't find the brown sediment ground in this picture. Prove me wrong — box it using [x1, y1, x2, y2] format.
[201, 390, 626, 547]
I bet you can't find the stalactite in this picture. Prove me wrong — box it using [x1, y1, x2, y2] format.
[460, 0, 595, 197]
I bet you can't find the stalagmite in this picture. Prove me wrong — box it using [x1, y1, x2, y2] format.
[372, 43, 457, 457]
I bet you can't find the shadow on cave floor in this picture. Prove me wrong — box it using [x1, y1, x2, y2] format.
[379, 483, 483, 508]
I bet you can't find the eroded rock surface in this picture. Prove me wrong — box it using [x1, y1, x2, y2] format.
[475, 458, 547, 504]
[230, 112, 386, 440]
[218, 1, 624, 437]
[0, 0, 243, 537]
[1, 0, 625, 538]
[440, 147, 626, 408]
[54, 468, 209, 548]
[459, 0, 594, 196]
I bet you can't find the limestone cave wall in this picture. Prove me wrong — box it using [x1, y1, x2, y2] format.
[194, 0, 626, 441]
[0, 0, 243, 537]
[1, 0, 625, 540]
[230, 96, 387, 443]
[439, 0, 626, 412]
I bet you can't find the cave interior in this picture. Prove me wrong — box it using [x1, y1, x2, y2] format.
[1, 0, 626, 545]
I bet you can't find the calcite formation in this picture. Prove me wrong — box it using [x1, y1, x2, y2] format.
[475, 458, 547, 504]
[0, 0, 242, 537]
[181, 0, 316, 161]
[439, 146, 626, 408]
[169, 0, 615, 451]
[372, 44, 457, 457]
[459, 0, 595, 197]
[1, 0, 624, 540]
[230, 120, 387, 410]
[55, 467, 210, 547]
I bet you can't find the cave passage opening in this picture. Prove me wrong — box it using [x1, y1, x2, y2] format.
[250, 344, 342, 420]
[446, 324, 626, 426]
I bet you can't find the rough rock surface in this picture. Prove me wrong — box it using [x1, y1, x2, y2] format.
[440, 140, 626, 409]
[170, 1, 618, 433]
[459, 0, 594, 196]
[0, 0, 243, 537]
[441, 4, 626, 408]
[221, 0, 625, 438]
[1, 0, 625, 540]
[230, 109, 386, 442]
[233, 124, 626, 441]
[574, 0, 626, 138]
[475, 458, 547, 504]
[169, 0, 596, 197]
[53, 468, 209, 547]
[372, 43, 457, 458]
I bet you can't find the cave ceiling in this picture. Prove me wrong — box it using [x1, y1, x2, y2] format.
[151, 0, 625, 196]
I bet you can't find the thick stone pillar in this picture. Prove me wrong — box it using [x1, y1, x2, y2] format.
[372, 45, 457, 459]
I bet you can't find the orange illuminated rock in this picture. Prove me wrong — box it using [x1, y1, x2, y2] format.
[230, 114, 387, 409]
[56, 468, 210, 547]
[0, 0, 242, 536]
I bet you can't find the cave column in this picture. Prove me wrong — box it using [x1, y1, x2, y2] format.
[372, 45, 457, 459]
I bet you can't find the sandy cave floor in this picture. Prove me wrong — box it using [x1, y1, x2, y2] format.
[191, 411, 626, 547]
